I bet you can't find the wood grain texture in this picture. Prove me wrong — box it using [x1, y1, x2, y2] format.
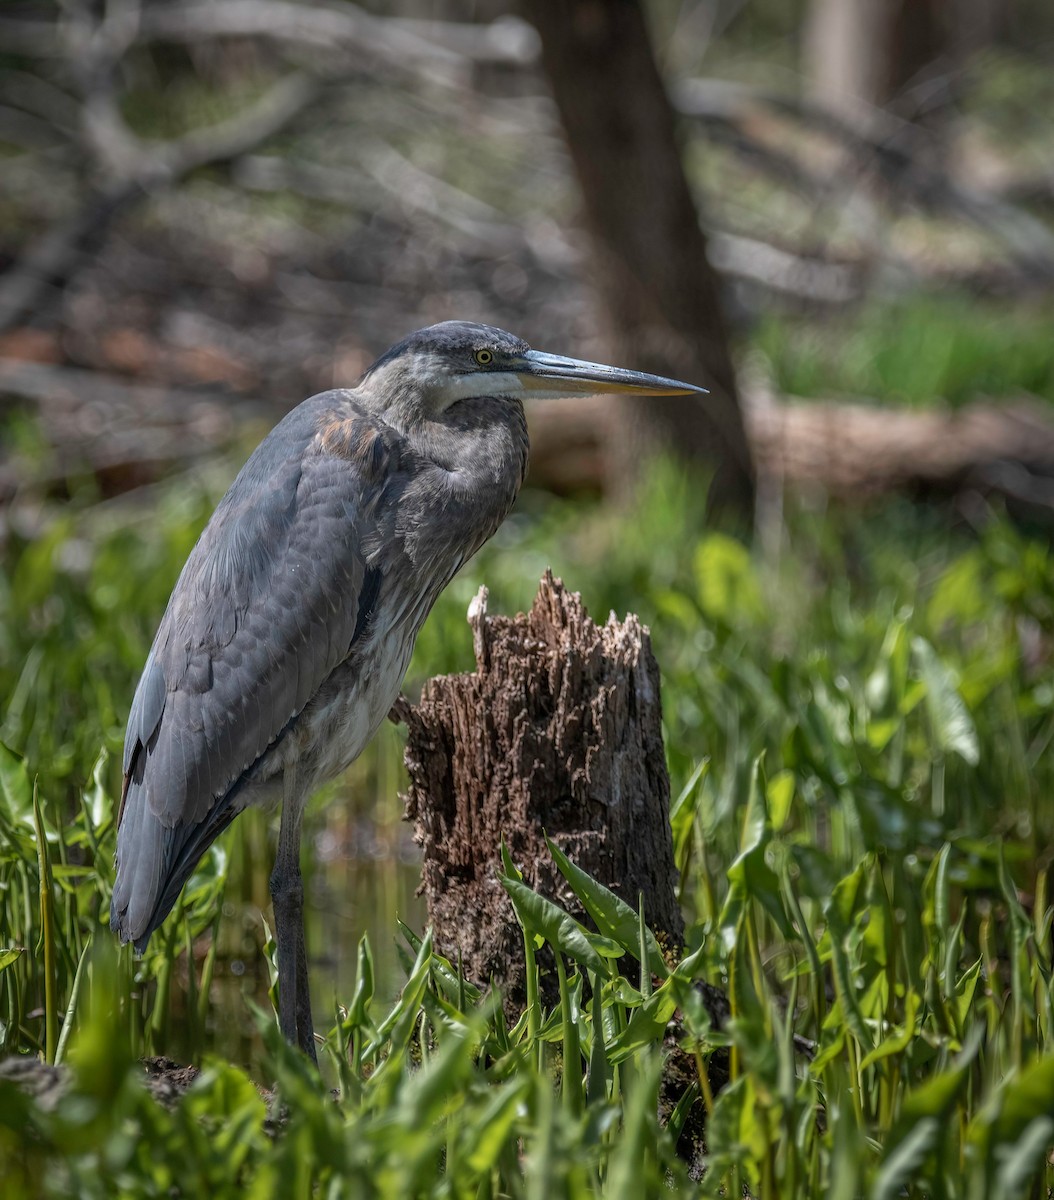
[401, 570, 683, 1008]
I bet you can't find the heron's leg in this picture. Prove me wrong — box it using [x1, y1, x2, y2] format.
[270, 762, 317, 1062]
[293, 915, 316, 1058]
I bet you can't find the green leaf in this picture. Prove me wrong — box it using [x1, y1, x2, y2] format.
[603, 1054, 662, 1196]
[693, 533, 763, 627]
[366, 928, 433, 1066]
[766, 769, 794, 832]
[606, 985, 678, 1065]
[0, 948, 23, 974]
[866, 716, 902, 754]
[992, 1117, 1054, 1200]
[586, 971, 610, 1105]
[545, 835, 668, 978]
[872, 1117, 941, 1200]
[953, 958, 982, 1032]
[606, 943, 706, 1065]
[465, 1079, 529, 1174]
[702, 1074, 766, 1188]
[898, 1026, 980, 1127]
[719, 755, 794, 951]
[928, 550, 987, 629]
[912, 637, 979, 765]
[0, 742, 33, 826]
[500, 835, 523, 882]
[989, 1054, 1054, 1146]
[860, 990, 921, 1069]
[822, 860, 873, 1050]
[499, 874, 605, 976]
[344, 934, 375, 1030]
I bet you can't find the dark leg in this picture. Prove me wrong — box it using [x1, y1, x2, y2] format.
[269, 763, 317, 1062]
[294, 926, 315, 1058]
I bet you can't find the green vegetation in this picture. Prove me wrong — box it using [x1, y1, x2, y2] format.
[3, 0, 1054, 1190]
[756, 293, 1054, 408]
[2, 451, 1054, 1195]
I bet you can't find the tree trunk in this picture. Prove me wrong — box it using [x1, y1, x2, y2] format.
[803, 0, 977, 122]
[400, 571, 683, 1010]
[519, 0, 754, 523]
[803, 0, 889, 117]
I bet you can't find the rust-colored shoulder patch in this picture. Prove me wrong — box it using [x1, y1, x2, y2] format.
[317, 414, 391, 480]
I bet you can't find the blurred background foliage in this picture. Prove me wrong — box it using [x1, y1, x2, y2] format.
[3, 0, 1054, 1194]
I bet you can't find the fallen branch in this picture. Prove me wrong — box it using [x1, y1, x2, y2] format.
[0, 70, 322, 333]
[747, 394, 1054, 498]
[674, 78, 1054, 282]
[709, 231, 863, 305]
[0, 357, 267, 508]
[137, 1, 534, 73]
[526, 389, 1054, 518]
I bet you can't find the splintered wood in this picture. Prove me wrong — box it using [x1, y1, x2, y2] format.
[401, 570, 682, 1007]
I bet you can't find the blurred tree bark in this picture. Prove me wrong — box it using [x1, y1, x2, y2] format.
[804, 0, 1004, 121]
[519, 0, 755, 524]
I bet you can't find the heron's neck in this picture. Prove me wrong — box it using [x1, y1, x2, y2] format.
[399, 398, 529, 573]
[411, 398, 528, 488]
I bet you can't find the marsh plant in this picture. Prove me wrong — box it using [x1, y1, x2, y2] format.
[2, 465, 1054, 1197]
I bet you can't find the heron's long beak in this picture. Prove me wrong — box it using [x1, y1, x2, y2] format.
[517, 350, 707, 399]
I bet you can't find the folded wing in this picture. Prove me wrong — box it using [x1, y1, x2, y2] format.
[111, 397, 396, 949]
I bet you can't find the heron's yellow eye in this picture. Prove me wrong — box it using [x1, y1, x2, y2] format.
[474, 349, 493, 366]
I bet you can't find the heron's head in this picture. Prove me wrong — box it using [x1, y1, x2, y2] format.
[357, 320, 705, 426]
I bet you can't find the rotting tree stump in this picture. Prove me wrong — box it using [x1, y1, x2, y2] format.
[401, 569, 684, 1009]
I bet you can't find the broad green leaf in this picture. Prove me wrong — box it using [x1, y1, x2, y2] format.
[603, 1054, 662, 1197]
[0, 948, 24, 974]
[586, 971, 610, 1105]
[810, 1025, 846, 1073]
[693, 533, 763, 627]
[865, 616, 908, 712]
[603, 941, 706, 1066]
[822, 860, 871, 1049]
[928, 550, 987, 629]
[186, 1057, 267, 1126]
[0, 742, 32, 826]
[720, 755, 794, 951]
[546, 835, 668, 978]
[366, 928, 433, 1065]
[702, 1074, 766, 1188]
[766, 769, 794, 832]
[499, 874, 605, 976]
[866, 716, 902, 753]
[900, 1027, 980, 1123]
[399, 1024, 479, 1129]
[606, 984, 678, 1065]
[400, 921, 483, 1007]
[912, 637, 979, 765]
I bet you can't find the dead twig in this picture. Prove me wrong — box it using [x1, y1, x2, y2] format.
[674, 78, 1054, 281]
[0, 72, 322, 333]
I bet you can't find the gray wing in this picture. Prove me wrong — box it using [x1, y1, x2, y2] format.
[110, 395, 397, 949]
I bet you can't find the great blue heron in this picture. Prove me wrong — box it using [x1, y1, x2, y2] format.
[110, 320, 704, 1058]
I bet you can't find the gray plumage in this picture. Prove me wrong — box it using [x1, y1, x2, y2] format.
[110, 320, 703, 1057]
